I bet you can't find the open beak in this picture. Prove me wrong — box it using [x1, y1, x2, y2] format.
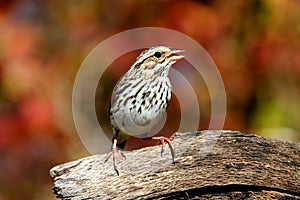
[167, 49, 185, 61]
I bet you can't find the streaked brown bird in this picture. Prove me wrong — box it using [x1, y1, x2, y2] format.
[106, 46, 184, 175]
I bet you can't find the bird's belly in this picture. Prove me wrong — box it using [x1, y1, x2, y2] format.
[111, 79, 172, 136]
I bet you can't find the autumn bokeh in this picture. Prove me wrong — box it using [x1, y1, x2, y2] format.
[1, 1, 300, 199]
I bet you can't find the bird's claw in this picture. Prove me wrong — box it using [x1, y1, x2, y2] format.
[151, 135, 175, 164]
[105, 148, 126, 176]
[105, 140, 126, 176]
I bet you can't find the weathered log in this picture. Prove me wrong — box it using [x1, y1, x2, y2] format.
[49, 130, 300, 199]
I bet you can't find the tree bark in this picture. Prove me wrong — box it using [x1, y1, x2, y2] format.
[50, 130, 300, 199]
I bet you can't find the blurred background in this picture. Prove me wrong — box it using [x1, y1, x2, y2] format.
[1, 0, 300, 199]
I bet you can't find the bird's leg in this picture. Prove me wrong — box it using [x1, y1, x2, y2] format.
[151, 131, 178, 164]
[105, 134, 126, 175]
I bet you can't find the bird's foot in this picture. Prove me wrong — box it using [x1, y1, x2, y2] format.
[151, 132, 178, 163]
[104, 139, 126, 176]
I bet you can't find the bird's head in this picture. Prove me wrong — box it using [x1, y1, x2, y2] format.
[129, 46, 184, 77]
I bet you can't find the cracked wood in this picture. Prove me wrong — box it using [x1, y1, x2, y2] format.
[50, 130, 300, 199]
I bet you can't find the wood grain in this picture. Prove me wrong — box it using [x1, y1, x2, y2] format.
[50, 130, 300, 199]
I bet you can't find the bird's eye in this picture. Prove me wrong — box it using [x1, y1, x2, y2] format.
[154, 52, 161, 58]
